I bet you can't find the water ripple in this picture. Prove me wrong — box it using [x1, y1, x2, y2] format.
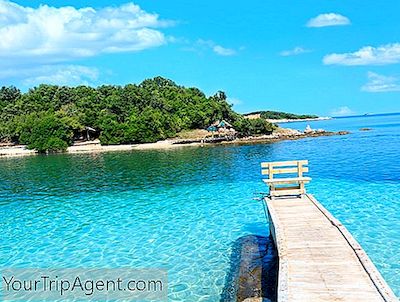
[1, 114, 399, 299]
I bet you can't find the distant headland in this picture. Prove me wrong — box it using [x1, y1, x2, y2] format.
[243, 111, 330, 123]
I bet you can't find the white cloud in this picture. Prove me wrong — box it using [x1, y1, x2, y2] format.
[323, 43, 400, 66]
[306, 13, 350, 28]
[0, 1, 171, 65]
[0, 65, 99, 87]
[228, 98, 243, 106]
[196, 39, 237, 56]
[213, 45, 236, 56]
[279, 46, 311, 57]
[331, 106, 354, 116]
[361, 72, 400, 93]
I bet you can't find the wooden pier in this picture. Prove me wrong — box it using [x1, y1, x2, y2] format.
[261, 161, 398, 302]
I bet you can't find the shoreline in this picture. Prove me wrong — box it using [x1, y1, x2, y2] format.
[0, 128, 349, 158]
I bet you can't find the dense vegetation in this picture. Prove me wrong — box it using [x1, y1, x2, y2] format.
[0, 77, 275, 152]
[246, 110, 318, 120]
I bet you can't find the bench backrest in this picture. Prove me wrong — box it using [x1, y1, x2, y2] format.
[261, 160, 308, 179]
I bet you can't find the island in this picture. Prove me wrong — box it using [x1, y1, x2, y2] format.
[244, 111, 330, 123]
[0, 77, 344, 157]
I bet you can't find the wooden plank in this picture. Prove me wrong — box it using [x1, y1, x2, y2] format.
[261, 167, 309, 175]
[297, 161, 303, 177]
[268, 162, 273, 181]
[263, 177, 311, 184]
[265, 195, 398, 302]
[275, 185, 300, 191]
[298, 161, 304, 192]
[261, 160, 308, 168]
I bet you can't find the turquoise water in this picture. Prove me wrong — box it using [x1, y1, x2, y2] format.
[1, 113, 399, 300]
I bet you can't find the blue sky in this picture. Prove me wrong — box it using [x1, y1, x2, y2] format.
[1, 0, 400, 115]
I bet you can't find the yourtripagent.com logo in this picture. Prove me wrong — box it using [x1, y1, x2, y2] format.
[1, 268, 167, 301]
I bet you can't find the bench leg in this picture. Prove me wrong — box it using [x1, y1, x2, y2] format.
[270, 184, 277, 200]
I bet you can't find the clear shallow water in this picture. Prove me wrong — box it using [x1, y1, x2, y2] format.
[0, 113, 399, 300]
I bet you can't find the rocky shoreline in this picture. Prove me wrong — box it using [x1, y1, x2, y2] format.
[173, 128, 349, 146]
[0, 128, 350, 158]
[233, 128, 349, 144]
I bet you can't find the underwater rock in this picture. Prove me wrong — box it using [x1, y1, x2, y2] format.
[220, 235, 278, 302]
[243, 298, 272, 302]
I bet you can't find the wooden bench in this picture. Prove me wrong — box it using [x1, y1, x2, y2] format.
[261, 160, 311, 198]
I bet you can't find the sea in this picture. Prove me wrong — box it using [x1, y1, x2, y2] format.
[0, 113, 399, 301]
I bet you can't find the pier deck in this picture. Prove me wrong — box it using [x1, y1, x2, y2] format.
[266, 194, 398, 302]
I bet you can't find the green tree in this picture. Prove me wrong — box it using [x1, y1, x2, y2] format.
[233, 118, 276, 137]
[126, 107, 181, 143]
[19, 112, 73, 152]
[258, 110, 318, 120]
[0, 86, 21, 109]
[0, 76, 288, 151]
